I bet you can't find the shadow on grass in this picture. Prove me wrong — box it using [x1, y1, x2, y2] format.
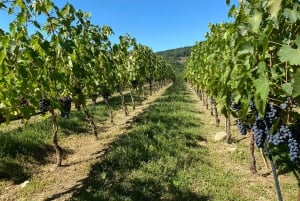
[44, 78, 212, 201]
[0, 89, 149, 184]
[0, 158, 29, 184]
[0, 120, 55, 183]
[58, 112, 90, 135]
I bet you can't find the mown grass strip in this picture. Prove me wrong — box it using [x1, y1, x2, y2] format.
[70, 77, 254, 201]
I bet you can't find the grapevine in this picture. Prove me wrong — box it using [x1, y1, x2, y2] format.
[0, 0, 175, 166]
[184, 0, 300, 199]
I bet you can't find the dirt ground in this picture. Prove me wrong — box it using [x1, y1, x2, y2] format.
[0, 84, 172, 201]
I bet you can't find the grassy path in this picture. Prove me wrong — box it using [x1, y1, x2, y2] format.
[0, 77, 298, 200]
[68, 77, 298, 201]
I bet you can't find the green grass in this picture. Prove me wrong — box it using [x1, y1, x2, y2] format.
[0, 88, 150, 184]
[0, 79, 298, 200]
[69, 78, 257, 201]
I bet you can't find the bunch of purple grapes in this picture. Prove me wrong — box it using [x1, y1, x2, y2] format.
[252, 117, 269, 147]
[288, 122, 300, 162]
[267, 125, 290, 145]
[249, 99, 256, 111]
[265, 103, 277, 127]
[236, 119, 251, 135]
[101, 90, 111, 100]
[60, 96, 72, 118]
[230, 101, 241, 112]
[39, 99, 51, 115]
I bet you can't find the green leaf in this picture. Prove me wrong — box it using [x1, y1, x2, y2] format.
[283, 5, 300, 23]
[253, 63, 269, 115]
[8, 7, 14, 15]
[267, 0, 282, 18]
[278, 36, 300, 65]
[16, 11, 27, 25]
[33, 20, 41, 29]
[237, 41, 253, 55]
[45, 0, 53, 13]
[0, 2, 7, 9]
[0, 49, 6, 65]
[292, 71, 300, 98]
[282, 83, 293, 96]
[249, 10, 262, 33]
[9, 22, 16, 33]
[59, 4, 70, 17]
[228, 5, 236, 18]
[14, 0, 26, 9]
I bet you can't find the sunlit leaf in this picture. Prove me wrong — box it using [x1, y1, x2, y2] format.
[292, 71, 300, 98]
[249, 10, 262, 33]
[278, 36, 300, 65]
[267, 0, 282, 18]
[283, 5, 300, 23]
[0, 49, 6, 65]
[282, 83, 293, 96]
[254, 62, 269, 115]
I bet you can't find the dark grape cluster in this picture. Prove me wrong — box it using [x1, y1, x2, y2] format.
[230, 101, 241, 112]
[236, 119, 250, 135]
[251, 103, 279, 148]
[39, 99, 51, 115]
[266, 123, 300, 162]
[267, 125, 290, 145]
[288, 122, 300, 162]
[232, 97, 299, 163]
[101, 90, 111, 100]
[249, 99, 256, 111]
[60, 96, 72, 118]
[287, 136, 300, 162]
[265, 103, 277, 127]
[252, 117, 268, 148]
[131, 80, 138, 89]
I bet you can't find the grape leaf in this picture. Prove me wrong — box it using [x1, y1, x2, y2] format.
[282, 83, 293, 96]
[0, 50, 6, 65]
[249, 10, 262, 33]
[267, 0, 282, 18]
[278, 36, 300, 65]
[283, 5, 300, 23]
[292, 71, 300, 98]
[254, 63, 269, 115]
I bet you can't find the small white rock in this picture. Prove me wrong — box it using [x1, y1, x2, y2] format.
[214, 131, 228, 141]
[227, 147, 237, 152]
[20, 180, 29, 188]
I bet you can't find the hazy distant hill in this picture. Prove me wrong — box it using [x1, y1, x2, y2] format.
[156, 46, 192, 68]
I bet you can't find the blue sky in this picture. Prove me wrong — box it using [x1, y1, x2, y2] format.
[0, 0, 238, 52]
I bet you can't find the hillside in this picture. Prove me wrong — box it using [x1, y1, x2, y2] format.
[156, 46, 192, 68]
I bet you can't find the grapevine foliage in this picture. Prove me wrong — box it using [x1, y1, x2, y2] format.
[0, 0, 175, 166]
[184, 0, 300, 164]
